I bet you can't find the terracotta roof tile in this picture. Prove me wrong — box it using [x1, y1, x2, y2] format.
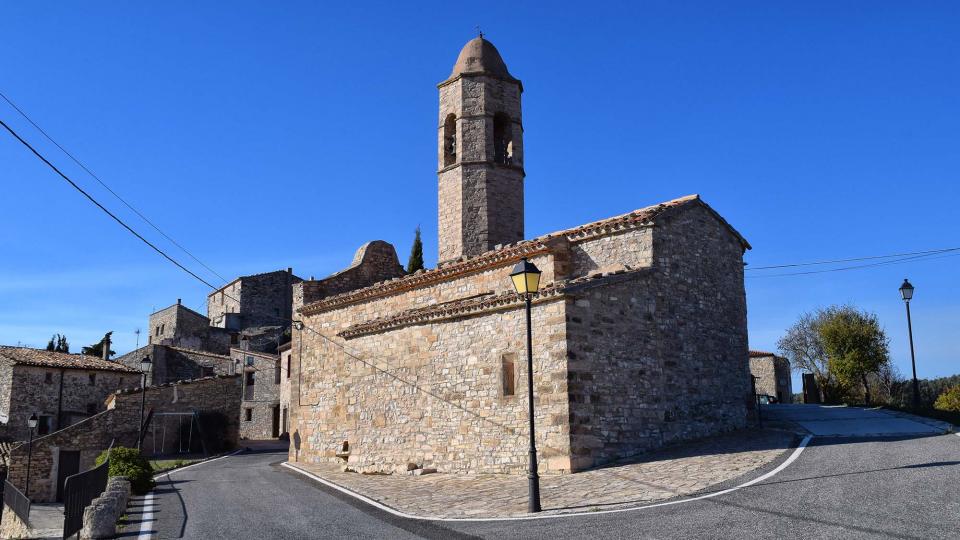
[0, 346, 140, 373]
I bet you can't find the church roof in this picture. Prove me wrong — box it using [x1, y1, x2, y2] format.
[443, 37, 518, 84]
[300, 194, 750, 316]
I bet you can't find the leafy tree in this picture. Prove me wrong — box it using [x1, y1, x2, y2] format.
[407, 226, 424, 273]
[45, 334, 69, 353]
[819, 306, 891, 406]
[933, 384, 960, 412]
[83, 331, 116, 359]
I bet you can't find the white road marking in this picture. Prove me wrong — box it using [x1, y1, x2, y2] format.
[137, 492, 155, 539]
[282, 434, 814, 522]
[151, 448, 244, 479]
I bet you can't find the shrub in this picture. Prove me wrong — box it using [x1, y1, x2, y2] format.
[934, 385, 960, 413]
[95, 447, 155, 495]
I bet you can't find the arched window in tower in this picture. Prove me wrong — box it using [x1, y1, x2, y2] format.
[493, 113, 513, 165]
[443, 113, 457, 167]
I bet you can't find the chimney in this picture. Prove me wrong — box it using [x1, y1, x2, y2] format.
[177, 298, 181, 305]
[287, 267, 293, 274]
[102, 332, 111, 361]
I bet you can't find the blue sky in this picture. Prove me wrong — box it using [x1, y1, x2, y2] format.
[1, 2, 957, 390]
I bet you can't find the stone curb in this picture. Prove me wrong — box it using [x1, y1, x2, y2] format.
[875, 408, 956, 434]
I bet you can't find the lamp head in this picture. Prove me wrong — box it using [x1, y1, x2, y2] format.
[509, 257, 542, 295]
[140, 355, 152, 373]
[899, 278, 914, 302]
[27, 413, 38, 429]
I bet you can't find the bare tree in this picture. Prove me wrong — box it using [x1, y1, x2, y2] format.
[777, 310, 830, 402]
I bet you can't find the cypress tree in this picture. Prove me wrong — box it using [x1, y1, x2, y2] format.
[407, 226, 424, 273]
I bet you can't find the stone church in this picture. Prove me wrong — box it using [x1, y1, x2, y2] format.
[288, 37, 753, 474]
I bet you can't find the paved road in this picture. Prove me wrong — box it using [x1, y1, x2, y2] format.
[136, 411, 958, 539]
[762, 404, 947, 436]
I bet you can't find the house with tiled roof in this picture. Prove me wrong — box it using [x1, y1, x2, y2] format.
[0, 346, 142, 442]
[285, 37, 754, 476]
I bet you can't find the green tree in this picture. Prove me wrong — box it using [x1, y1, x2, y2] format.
[819, 306, 891, 406]
[82, 331, 115, 359]
[934, 385, 960, 412]
[407, 226, 424, 273]
[45, 334, 69, 353]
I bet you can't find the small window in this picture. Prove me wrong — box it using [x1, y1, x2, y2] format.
[286, 356, 291, 379]
[44, 372, 53, 384]
[274, 360, 281, 385]
[501, 354, 516, 397]
[86, 403, 97, 415]
[244, 409, 252, 422]
[38, 415, 54, 435]
[155, 326, 160, 337]
[230, 333, 239, 345]
[200, 366, 215, 378]
[88, 373, 96, 386]
[246, 355, 255, 367]
[160, 324, 165, 335]
[245, 372, 255, 386]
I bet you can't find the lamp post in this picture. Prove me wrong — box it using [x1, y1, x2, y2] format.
[510, 257, 542, 513]
[138, 355, 152, 450]
[25, 413, 37, 498]
[899, 279, 920, 410]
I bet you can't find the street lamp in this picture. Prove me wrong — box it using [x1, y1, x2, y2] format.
[25, 413, 37, 497]
[509, 257, 542, 513]
[899, 279, 920, 410]
[138, 355, 152, 450]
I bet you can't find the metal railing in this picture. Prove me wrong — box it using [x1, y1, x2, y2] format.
[62, 441, 113, 539]
[3, 478, 31, 523]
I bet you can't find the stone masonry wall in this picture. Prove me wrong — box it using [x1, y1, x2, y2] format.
[231, 348, 281, 440]
[295, 242, 405, 308]
[750, 355, 793, 403]
[117, 345, 233, 386]
[291, 296, 570, 474]
[0, 365, 141, 443]
[5, 375, 241, 502]
[208, 270, 301, 330]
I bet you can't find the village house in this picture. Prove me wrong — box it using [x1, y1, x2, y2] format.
[749, 350, 793, 403]
[0, 347, 142, 442]
[286, 37, 754, 475]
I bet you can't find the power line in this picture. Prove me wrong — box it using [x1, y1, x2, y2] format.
[3, 119, 526, 440]
[0, 118, 219, 290]
[746, 246, 960, 271]
[0, 91, 229, 285]
[746, 250, 960, 278]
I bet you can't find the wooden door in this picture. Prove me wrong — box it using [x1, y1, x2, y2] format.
[56, 451, 81, 502]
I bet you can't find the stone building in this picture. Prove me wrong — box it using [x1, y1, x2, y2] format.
[287, 37, 753, 475]
[0, 347, 142, 442]
[230, 347, 283, 439]
[5, 375, 240, 503]
[749, 351, 792, 403]
[148, 299, 233, 354]
[117, 344, 233, 385]
[207, 268, 301, 331]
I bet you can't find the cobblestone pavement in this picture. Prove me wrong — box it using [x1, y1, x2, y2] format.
[286, 429, 796, 518]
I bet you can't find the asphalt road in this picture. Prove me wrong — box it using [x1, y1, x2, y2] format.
[138, 431, 960, 539]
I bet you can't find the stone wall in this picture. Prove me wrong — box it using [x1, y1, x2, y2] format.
[750, 354, 793, 403]
[294, 242, 405, 312]
[0, 365, 141, 443]
[208, 269, 301, 330]
[291, 295, 570, 474]
[117, 345, 233, 386]
[5, 375, 240, 502]
[145, 303, 232, 354]
[230, 348, 281, 440]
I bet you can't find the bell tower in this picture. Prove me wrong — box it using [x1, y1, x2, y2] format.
[437, 37, 524, 264]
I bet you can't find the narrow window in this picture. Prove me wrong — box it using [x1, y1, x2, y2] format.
[201, 366, 214, 378]
[274, 360, 281, 385]
[501, 354, 516, 396]
[38, 415, 53, 435]
[160, 324, 165, 335]
[246, 355, 255, 366]
[88, 373, 96, 386]
[244, 409, 252, 422]
[230, 333, 239, 345]
[246, 372, 255, 386]
[443, 113, 457, 166]
[155, 326, 160, 337]
[493, 113, 512, 165]
[44, 372, 53, 384]
[286, 356, 291, 379]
